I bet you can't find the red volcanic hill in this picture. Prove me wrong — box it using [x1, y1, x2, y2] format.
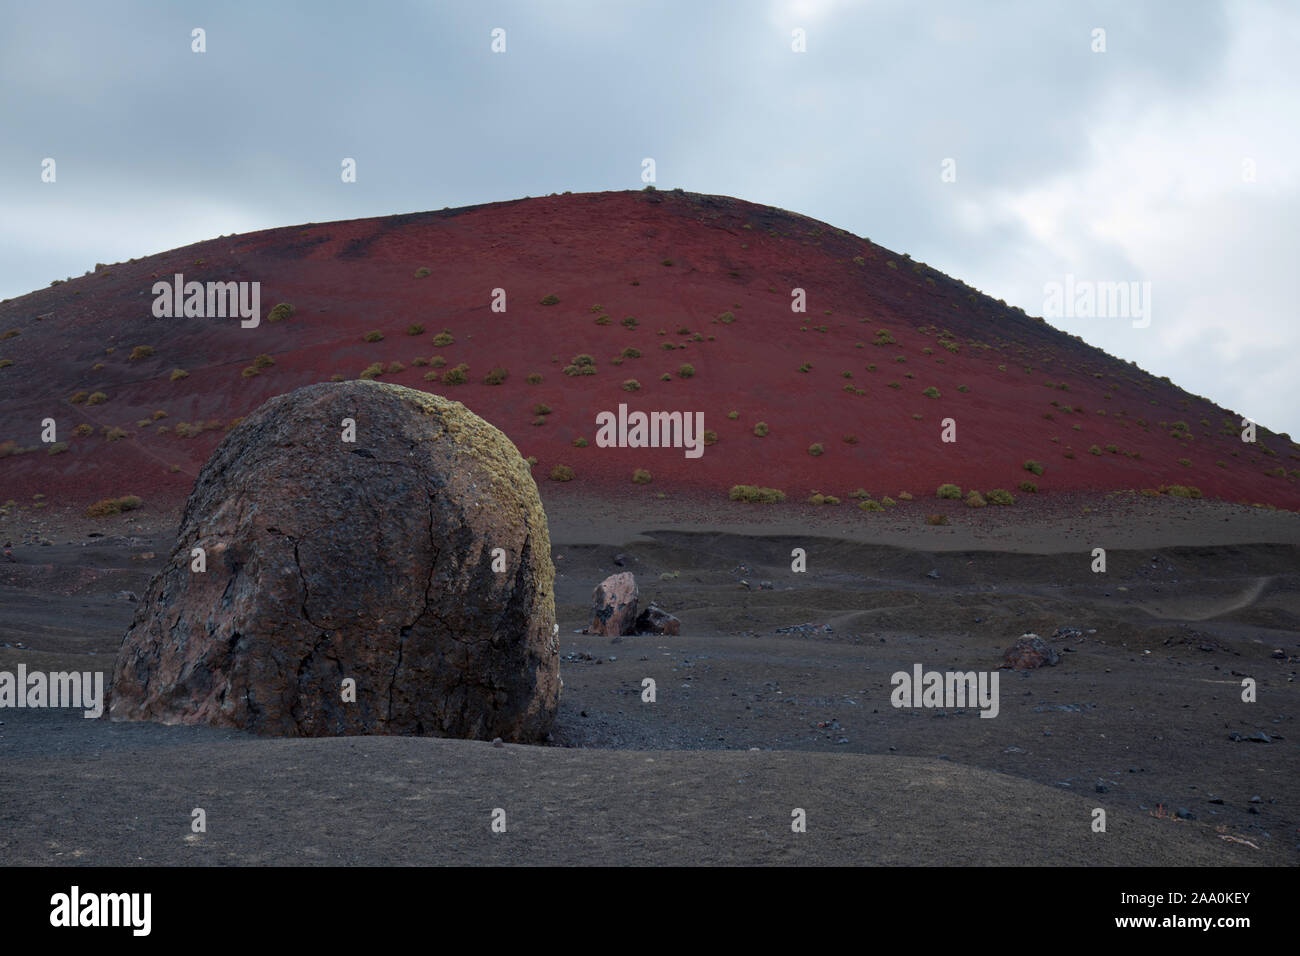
[1, 188, 1298, 512]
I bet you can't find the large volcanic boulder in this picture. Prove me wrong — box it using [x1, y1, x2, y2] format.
[109, 381, 559, 742]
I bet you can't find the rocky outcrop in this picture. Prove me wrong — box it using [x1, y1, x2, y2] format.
[109, 381, 559, 742]
[1001, 634, 1060, 669]
[586, 572, 638, 636]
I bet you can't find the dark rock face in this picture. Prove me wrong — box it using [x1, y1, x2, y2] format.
[110, 381, 559, 742]
[635, 602, 680, 636]
[587, 572, 638, 636]
[1002, 634, 1060, 670]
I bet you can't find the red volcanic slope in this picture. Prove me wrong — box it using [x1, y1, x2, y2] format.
[1, 189, 1297, 510]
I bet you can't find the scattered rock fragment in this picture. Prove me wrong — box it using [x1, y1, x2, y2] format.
[1001, 634, 1060, 669]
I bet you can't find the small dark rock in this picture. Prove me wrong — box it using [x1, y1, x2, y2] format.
[1002, 634, 1060, 669]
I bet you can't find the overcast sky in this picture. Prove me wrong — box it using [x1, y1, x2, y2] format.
[3, 0, 1296, 435]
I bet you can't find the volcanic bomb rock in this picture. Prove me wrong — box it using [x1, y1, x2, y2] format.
[109, 381, 560, 741]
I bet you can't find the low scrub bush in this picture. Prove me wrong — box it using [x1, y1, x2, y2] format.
[729, 485, 786, 503]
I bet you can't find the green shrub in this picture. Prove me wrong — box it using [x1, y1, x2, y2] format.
[1162, 484, 1202, 499]
[922, 386, 940, 399]
[252, 353, 275, 369]
[798, 362, 812, 373]
[678, 364, 695, 378]
[549, 464, 574, 481]
[703, 430, 718, 446]
[633, 469, 652, 484]
[414, 267, 430, 278]
[129, 345, 154, 361]
[483, 367, 508, 385]
[47, 441, 69, 455]
[1019, 480, 1037, 493]
[881, 496, 897, 507]
[407, 324, 425, 336]
[73, 424, 93, 437]
[859, 499, 885, 512]
[86, 391, 107, 406]
[432, 329, 454, 347]
[898, 491, 913, 501]
[727, 410, 739, 420]
[621, 347, 641, 358]
[621, 379, 641, 392]
[241, 366, 260, 378]
[526, 372, 543, 384]
[540, 294, 560, 306]
[360, 362, 384, 380]
[1089, 445, 1102, 456]
[267, 303, 294, 323]
[753, 422, 769, 437]
[430, 356, 447, 368]
[533, 403, 552, 415]
[572, 437, 588, 447]
[926, 513, 948, 526]
[986, 489, 1015, 506]
[86, 498, 123, 518]
[1023, 460, 1044, 475]
[440, 364, 469, 385]
[0, 359, 12, 369]
[808, 443, 824, 456]
[937, 483, 962, 499]
[170, 369, 189, 382]
[718, 311, 736, 324]
[621, 316, 639, 328]
[1178, 457, 1191, 467]
[363, 330, 384, 343]
[728, 485, 786, 503]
